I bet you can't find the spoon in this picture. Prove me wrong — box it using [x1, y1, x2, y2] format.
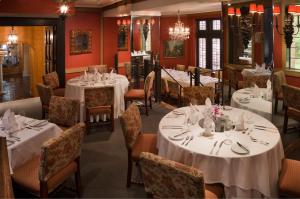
[182, 136, 190, 145]
[250, 136, 269, 145]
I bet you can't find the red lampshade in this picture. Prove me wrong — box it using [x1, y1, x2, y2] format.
[151, 18, 155, 25]
[296, 6, 300, 15]
[249, 3, 257, 14]
[273, 5, 280, 15]
[257, 4, 264, 14]
[136, 19, 141, 25]
[228, 7, 235, 16]
[122, 19, 126, 25]
[126, 19, 131, 25]
[288, 5, 296, 14]
[117, 19, 121, 26]
[236, 8, 241, 17]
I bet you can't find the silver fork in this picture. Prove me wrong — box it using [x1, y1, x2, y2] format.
[182, 136, 190, 145]
[185, 136, 194, 146]
[210, 141, 218, 154]
[215, 141, 224, 155]
[250, 136, 269, 145]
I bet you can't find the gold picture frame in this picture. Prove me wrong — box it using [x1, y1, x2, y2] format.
[70, 30, 92, 55]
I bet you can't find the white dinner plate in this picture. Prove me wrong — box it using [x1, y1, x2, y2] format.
[231, 143, 250, 154]
[173, 110, 185, 115]
[168, 134, 186, 141]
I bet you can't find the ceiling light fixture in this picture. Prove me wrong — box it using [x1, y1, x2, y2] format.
[169, 10, 190, 41]
[7, 26, 18, 44]
[53, 0, 76, 15]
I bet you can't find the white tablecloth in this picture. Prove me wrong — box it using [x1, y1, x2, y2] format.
[0, 116, 62, 174]
[158, 106, 284, 198]
[65, 74, 129, 121]
[161, 69, 219, 88]
[231, 88, 272, 120]
[241, 69, 271, 77]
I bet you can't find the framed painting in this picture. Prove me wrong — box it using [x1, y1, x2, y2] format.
[118, 25, 128, 51]
[164, 40, 184, 58]
[70, 30, 92, 55]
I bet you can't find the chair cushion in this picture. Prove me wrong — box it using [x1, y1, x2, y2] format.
[205, 184, 224, 199]
[132, 133, 158, 161]
[12, 156, 77, 194]
[125, 89, 145, 100]
[288, 107, 300, 122]
[53, 88, 65, 97]
[279, 159, 300, 197]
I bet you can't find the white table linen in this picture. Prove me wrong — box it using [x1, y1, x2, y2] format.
[241, 68, 271, 77]
[231, 88, 272, 120]
[158, 106, 284, 198]
[0, 116, 62, 174]
[65, 73, 129, 121]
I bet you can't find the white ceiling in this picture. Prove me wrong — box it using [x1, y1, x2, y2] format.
[75, 0, 122, 8]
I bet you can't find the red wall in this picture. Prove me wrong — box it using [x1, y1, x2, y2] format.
[0, 0, 59, 14]
[65, 11, 101, 79]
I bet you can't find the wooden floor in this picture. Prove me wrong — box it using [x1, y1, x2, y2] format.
[0, 75, 31, 102]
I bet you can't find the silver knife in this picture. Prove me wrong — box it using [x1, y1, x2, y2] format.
[174, 130, 190, 138]
[216, 141, 224, 155]
[185, 136, 194, 146]
[237, 142, 250, 153]
[210, 141, 218, 154]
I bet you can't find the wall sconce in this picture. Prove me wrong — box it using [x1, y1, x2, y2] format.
[7, 26, 18, 44]
[117, 18, 130, 27]
[53, 0, 75, 16]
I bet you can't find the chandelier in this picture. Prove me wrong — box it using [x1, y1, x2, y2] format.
[7, 26, 18, 44]
[53, 0, 76, 15]
[169, 10, 190, 41]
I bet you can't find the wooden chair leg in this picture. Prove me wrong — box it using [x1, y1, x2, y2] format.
[283, 108, 288, 134]
[75, 158, 82, 197]
[40, 181, 48, 198]
[127, 153, 132, 188]
[274, 98, 278, 114]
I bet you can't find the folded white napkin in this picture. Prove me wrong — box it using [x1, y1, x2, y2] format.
[235, 112, 245, 131]
[205, 97, 212, 107]
[253, 84, 260, 97]
[2, 109, 19, 132]
[266, 79, 272, 101]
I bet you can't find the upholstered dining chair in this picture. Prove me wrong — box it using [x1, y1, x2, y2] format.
[282, 84, 300, 134]
[36, 83, 54, 119]
[84, 86, 114, 132]
[120, 104, 157, 187]
[12, 123, 86, 198]
[124, 71, 155, 116]
[42, 71, 65, 97]
[139, 152, 224, 199]
[188, 65, 196, 74]
[243, 75, 269, 88]
[87, 65, 108, 73]
[48, 96, 80, 130]
[226, 66, 243, 98]
[183, 86, 214, 106]
[273, 70, 287, 113]
[176, 64, 185, 71]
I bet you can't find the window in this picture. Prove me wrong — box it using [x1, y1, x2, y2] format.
[288, 19, 300, 70]
[197, 19, 222, 70]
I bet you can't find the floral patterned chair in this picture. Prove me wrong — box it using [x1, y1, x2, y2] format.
[42, 71, 65, 97]
[183, 86, 214, 106]
[176, 64, 185, 71]
[120, 103, 157, 187]
[273, 70, 286, 113]
[36, 83, 53, 119]
[243, 75, 270, 88]
[12, 123, 86, 198]
[139, 152, 224, 199]
[282, 84, 300, 134]
[84, 86, 114, 132]
[124, 71, 155, 116]
[49, 96, 80, 130]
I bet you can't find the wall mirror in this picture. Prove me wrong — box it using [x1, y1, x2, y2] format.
[0, 43, 20, 67]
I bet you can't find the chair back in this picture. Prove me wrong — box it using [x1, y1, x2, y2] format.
[200, 68, 213, 76]
[282, 84, 300, 110]
[140, 152, 205, 198]
[144, 71, 155, 98]
[226, 66, 238, 87]
[176, 64, 185, 71]
[36, 83, 53, 107]
[39, 123, 85, 182]
[120, 104, 142, 149]
[167, 80, 181, 99]
[183, 86, 214, 105]
[49, 96, 80, 127]
[188, 66, 196, 74]
[243, 75, 269, 88]
[124, 63, 132, 79]
[85, 87, 114, 107]
[88, 65, 108, 73]
[0, 137, 14, 198]
[273, 70, 287, 94]
[42, 71, 60, 89]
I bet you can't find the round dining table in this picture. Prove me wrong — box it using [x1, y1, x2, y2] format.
[157, 106, 284, 198]
[65, 73, 129, 121]
[231, 88, 272, 120]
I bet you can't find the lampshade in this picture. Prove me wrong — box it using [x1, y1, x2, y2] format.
[257, 4, 264, 14]
[288, 5, 296, 14]
[228, 7, 235, 16]
[126, 19, 131, 25]
[151, 18, 155, 25]
[122, 19, 127, 25]
[117, 19, 121, 26]
[236, 8, 241, 17]
[296, 6, 300, 15]
[273, 5, 280, 15]
[249, 3, 257, 14]
[136, 19, 141, 25]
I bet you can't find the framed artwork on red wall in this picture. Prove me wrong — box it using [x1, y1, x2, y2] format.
[118, 25, 128, 51]
[164, 40, 184, 58]
[70, 30, 92, 55]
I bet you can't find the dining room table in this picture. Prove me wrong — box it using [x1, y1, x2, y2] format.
[65, 72, 129, 121]
[230, 88, 272, 120]
[157, 105, 284, 198]
[0, 115, 62, 174]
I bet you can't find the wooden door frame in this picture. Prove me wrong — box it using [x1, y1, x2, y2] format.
[0, 16, 66, 86]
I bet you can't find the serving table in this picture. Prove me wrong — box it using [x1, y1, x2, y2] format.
[231, 88, 272, 120]
[158, 106, 284, 198]
[0, 116, 62, 174]
[65, 73, 129, 121]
